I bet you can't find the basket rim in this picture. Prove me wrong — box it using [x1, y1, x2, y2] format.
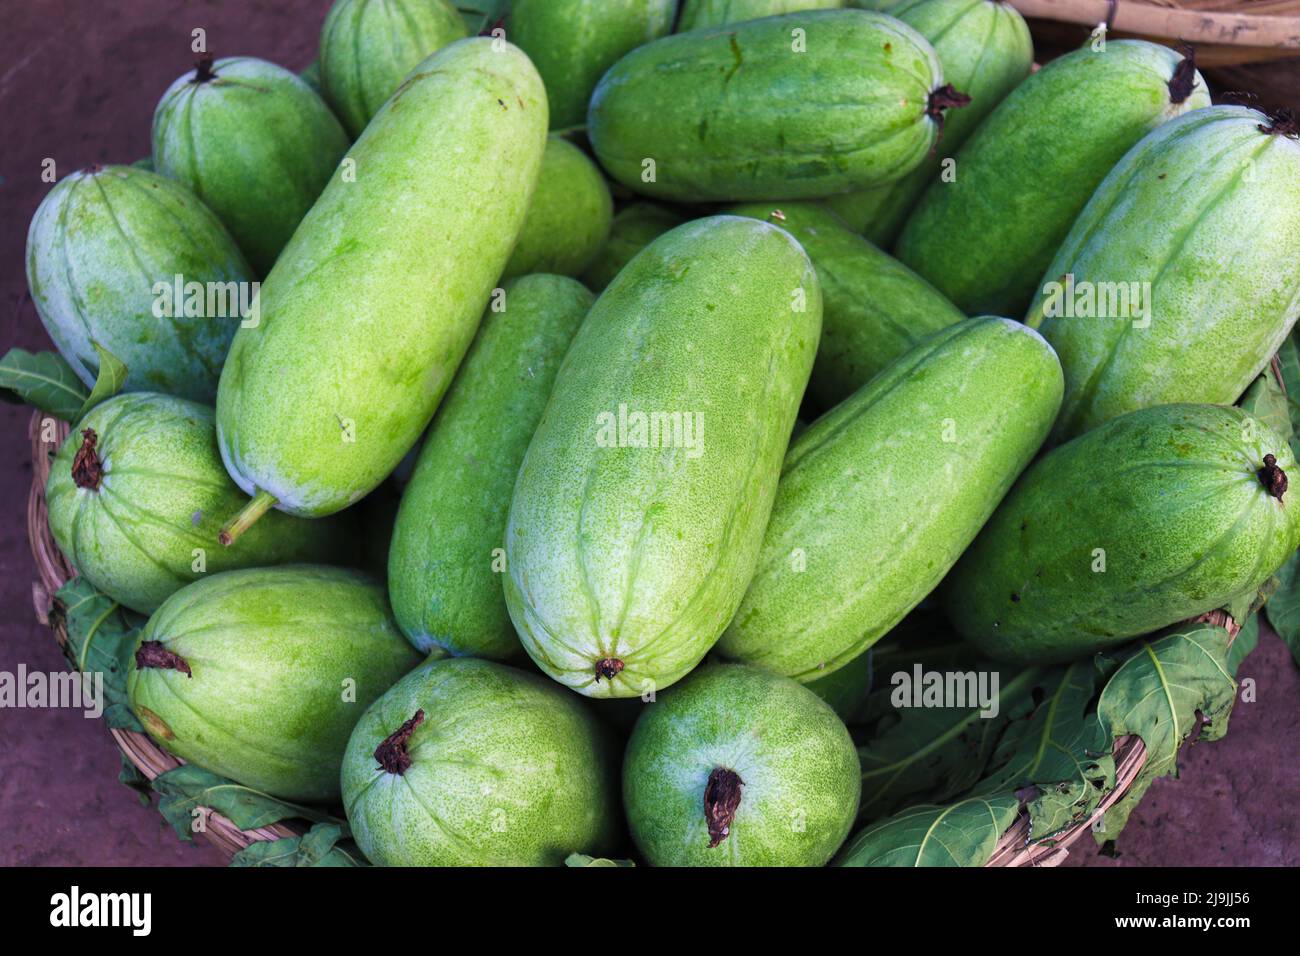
[25, 408, 1145, 867]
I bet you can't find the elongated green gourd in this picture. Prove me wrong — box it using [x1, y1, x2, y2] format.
[678, 0, 847, 30]
[580, 202, 684, 291]
[504, 216, 821, 698]
[342, 658, 621, 866]
[25, 165, 253, 404]
[504, 138, 613, 279]
[319, 0, 467, 137]
[728, 202, 965, 409]
[152, 56, 350, 275]
[216, 39, 548, 536]
[588, 9, 953, 201]
[825, 0, 1033, 246]
[895, 40, 1209, 316]
[507, 0, 677, 130]
[718, 317, 1063, 681]
[389, 275, 594, 659]
[942, 404, 1300, 664]
[128, 566, 422, 802]
[46, 393, 346, 614]
[1026, 106, 1300, 443]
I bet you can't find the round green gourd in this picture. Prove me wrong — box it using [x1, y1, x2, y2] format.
[389, 275, 594, 659]
[728, 201, 966, 409]
[588, 9, 952, 201]
[623, 663, 861, 866]
[504, 216, 821, 698]
[215, 39, 548, 531]
[46, 393, 346, 615]
[319, 0, 467, 137]
[718, 317, 1063, 681]
[580, 202, 684, 291]
[1027, 106, 1300, 443]
[942, 403, 1300, 664]
[152, 56, 350, 276]
[25, 165, 253, 404]
[677, 0, 847, 30]
[504, 138, 613, 279]
[895, 40, 1209, 317]
[825, 0, 1033, 246]
[342, 657, 621, 866]
[507, 0, 676, 130]
[127, 566, 422, 803]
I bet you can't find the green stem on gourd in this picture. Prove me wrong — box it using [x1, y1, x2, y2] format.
[219, 489, 277, 547]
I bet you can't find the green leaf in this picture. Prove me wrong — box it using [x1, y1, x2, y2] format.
[0, 348, 89, 421]
[1239, 370, 1291, 441]
[1276, 334, 1300, 458]
[75, 341, 127, 421]
[1093, 625, 1236, 842]
[1264, 550, 1300, 666]
[229, 824, 367, 867]
[118, 752, 152, 806]
[975, 662, 1113, 842]
[564, 853, 636, 868]
[152, 764, 340, 843]
[1226, 614, 1261, 677]
[53, 577, 147, 732]
[854, 665, 1042, 822]
[835, 795, 1020, 867]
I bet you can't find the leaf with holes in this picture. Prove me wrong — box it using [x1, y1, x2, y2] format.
[53, 577, 146, 732]
[152, 764, 340, 844]
[229, 823, 366, 867]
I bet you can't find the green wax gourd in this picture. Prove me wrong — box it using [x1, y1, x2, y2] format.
[46, 393, 347, 615]
[25, 165, 254, 404]
[507, 0, 677, 130]
[128, 566, 422, 803]
[389, 275, 594, 660]
[895, 40, 1210, 317]
[718, 317, 1063, 682]
[677, 0, 847, 30]
[728, 201, 966, 409]
[152, 56, 350, 275]
[825, 0, 1033, 246]
[215, 39, 548, 535]
[1027, 106, 1300, 443]
[942, 404, 1300, 664]
[504, 216, 821, 698]
[319, 0, 467, 137]
[588, 9, 952, 202]
[504, 138, 613, 279]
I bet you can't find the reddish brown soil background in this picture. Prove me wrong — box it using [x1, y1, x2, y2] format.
[1, 0, 1296, 867]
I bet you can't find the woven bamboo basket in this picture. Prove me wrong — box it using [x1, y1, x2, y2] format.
[27, 412, 1147, 865]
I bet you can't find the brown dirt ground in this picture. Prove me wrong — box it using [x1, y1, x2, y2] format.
[0, 0, 1295, 867]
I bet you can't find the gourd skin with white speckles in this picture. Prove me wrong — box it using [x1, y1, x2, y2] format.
[588, 10, 945, 201]
[896, 41, 1210, 317]
[215, 39, 547, 518]
[718, 317, 1062, 681]
[319, 0, 467, 137]
[152, 56, 350, 275]
[942, 404, 1300, 664]
[728, 201, 965, 409]
[1026, 107, 1300, 444]
[46, 394, 345, 615]
[503, 138, 613, 279]
[508, 0, 677, 130]
[342, 657, 621, 866]
[623, 663, 861, 866]
[127, 566, 422, 802]
[503, 216, 821, 699]
[25, 165, 253, 404]
[389, 275, 593, 660]
[824, 0, 1033, 246]
[677, 0, 846, 30]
